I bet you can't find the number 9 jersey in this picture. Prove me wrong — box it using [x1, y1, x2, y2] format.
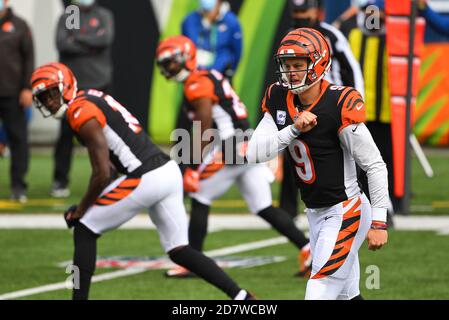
[261, 80, 366, 209]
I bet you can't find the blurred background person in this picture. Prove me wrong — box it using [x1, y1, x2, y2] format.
[418, 0, 449, 36]
[337, 0, 396, 225]
[279, 0, 364, 220]
[0, 0, 34, 202]
[52, 0, 114, 198]
[182, 0, 242, 81]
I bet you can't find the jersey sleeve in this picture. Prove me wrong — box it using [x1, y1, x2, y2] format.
[337, 87, 366, 133]
[184, 75, 219, 104]
[261, 83, 276, 113]
[66, 97, 106, 133]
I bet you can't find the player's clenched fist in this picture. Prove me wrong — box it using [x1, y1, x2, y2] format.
[366, 229, 388, 251]
[294, 111, 317, 133]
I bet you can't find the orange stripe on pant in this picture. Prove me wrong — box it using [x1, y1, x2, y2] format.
[199, 163, 225, 180]
[312, 197, 361, 279]
[95, 178, 141, 206]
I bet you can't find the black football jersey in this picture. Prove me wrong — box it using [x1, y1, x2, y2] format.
[67, 89, 169, 177]
[262, 80, 365, 208]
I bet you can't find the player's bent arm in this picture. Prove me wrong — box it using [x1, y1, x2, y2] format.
[247, 112, 298, 163]
[76, 119, 111, 217]
[338, 123, 389, 222]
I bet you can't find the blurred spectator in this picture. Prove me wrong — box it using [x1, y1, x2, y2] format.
[0, 107, 32, 158]
[53, 0, 114, 198]
[0, 0, 34, 202]
[337, 0, 397, 223]
[418, 0, 449, 36]
[182, 0, 242, 80]
[279, 0, 365, 219]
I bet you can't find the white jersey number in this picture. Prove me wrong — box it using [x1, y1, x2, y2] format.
[288, 139, 316, 184]
[211, 70, 248, 119]
[104, 95, 142, 134]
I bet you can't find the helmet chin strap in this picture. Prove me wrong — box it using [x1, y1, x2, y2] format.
[291, 73, 325, 95]
[172, 68, 191, 82]
[52, 93, 68, 119]
[53, 103, 68, 119]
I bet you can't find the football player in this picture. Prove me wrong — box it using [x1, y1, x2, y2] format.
[31, 62, 253, 300]
[247, 28, 389, 300]
[156, 35, 311, 278]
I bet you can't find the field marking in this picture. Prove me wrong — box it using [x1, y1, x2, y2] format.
[0, 236, 288, 300]
[0, 268, 147, 300]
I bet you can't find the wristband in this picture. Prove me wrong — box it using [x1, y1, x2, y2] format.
[370, 221, 387, 230]
[290, 125, 301, 136]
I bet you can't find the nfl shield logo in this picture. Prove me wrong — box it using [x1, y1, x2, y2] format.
[276, 110, 286, 125]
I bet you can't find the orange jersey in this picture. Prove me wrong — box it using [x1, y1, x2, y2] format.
[261, 81, 366, 208]
[183, 69, 250, 137]
[66, 89, 169, 177]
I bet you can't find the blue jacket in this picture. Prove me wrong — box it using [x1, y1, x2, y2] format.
[182, 4, 242, 77]
[421, 4, 449, 37]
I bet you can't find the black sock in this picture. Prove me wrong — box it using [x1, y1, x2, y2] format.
[72, 222, 99, 300]
[351, 294, 364, 300]
[258, 206, 309, 249]
[169, 246, 241, 298]
[188, 199, 210, 251]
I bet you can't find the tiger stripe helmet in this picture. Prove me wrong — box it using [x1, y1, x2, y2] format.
[274, 27, 332, 94]
[156, 35, 197, 82]
[31, 62, 77, 118]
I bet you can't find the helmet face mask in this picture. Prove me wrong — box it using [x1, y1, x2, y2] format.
[157, 52, 188, 81]
[275, 55, 313, 93]
[34, 86, 65, 118]
[31, 62, 77, 119]
[156, 35, 197, 83]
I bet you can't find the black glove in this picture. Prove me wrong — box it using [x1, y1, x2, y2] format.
[64, 205, 79, 229]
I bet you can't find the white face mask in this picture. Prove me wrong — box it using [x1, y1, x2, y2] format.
[73, 0, 94, 7]
[200, 0, 217, 12]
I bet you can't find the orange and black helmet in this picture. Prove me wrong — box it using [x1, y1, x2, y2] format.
[274, 27, 331, 94]
[31, 62, 77, 118]
[156, 35, 197, 82]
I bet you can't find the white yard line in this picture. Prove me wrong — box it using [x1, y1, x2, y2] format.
[1, 214, 449, 233]
[0, 236, 289, 300]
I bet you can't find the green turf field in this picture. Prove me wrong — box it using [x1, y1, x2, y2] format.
[0, 148, 448, 214]
[0, 149, 448, 300]
[0, 229, 448, 300]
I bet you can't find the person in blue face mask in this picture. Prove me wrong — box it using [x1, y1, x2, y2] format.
[0, 0, 34, 202]
[418, 0, 449, 37]
[52, 0, 114, 198]
[182, 0, 242, 81]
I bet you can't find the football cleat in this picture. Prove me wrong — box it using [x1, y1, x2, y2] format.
[164, 266, 197, 278]
[295, 246, 312, 278]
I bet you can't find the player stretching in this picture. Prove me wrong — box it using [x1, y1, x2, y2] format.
[31, 62, 253, 300]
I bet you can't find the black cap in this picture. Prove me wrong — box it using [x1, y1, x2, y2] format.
[288, 0, 319, 12]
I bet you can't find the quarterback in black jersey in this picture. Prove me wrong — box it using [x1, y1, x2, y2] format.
[248, 28, 389, 300]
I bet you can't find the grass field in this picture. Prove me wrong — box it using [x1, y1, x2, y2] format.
[0, 148, 449, 214]
[0, 148, 448, 300]
[0, 229, 448, 300]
